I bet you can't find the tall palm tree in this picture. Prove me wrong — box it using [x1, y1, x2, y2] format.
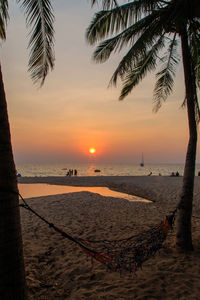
[87, 0, 200, 251]
[0, 0, 54, 298]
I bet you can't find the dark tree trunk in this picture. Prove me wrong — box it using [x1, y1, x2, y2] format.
[0, 63, 27, 299]
[176, 28, 198, 251]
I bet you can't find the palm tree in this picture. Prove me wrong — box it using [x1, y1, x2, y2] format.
[87, 0, 200, 251]
[0, 0, 54, 298]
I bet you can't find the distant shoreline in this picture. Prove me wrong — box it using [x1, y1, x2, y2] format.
[16, 162, 197, 177]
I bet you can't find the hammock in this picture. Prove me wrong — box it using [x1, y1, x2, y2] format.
[19, 192, 176, 274]
[79, 214, 175, 273]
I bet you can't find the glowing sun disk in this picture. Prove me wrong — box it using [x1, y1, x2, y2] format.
[89, 148, 96, 154]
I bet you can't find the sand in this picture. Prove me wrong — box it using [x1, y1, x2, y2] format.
[19, 176, 200, 299]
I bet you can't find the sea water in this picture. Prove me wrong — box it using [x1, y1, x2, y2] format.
[18, 183, 151, 202]
[16, 162, 200, 177]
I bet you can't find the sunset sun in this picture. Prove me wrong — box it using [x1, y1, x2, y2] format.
[89, 147, 96, 154]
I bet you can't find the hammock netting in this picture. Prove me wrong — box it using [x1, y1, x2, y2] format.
[19, 192, 176, 274]
[78, 214, 174, 273]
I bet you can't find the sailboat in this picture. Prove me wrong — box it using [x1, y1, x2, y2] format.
[140, 153, 144, 167]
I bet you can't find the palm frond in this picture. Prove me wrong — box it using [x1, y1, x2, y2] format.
[91, 10, 162, 65]
[0, 0, 9, 40]
[153, 34, 179, 112]
[91, 0, 119, 10]
[181, 96, 186, 109]
[91, 0, 165, 14]
[119, 37, 165, 100]
[87, 0, 164, 45]
[189, 20, 200, 89]
[87, 4, 133, 44]
[89, 0, 199, 106]
[194, 97, 200, 123]
[89, 3, 176, 86]
[92, 35, 122, 63]
[110, 16, 167, 85]
[182, 91, 200, 124]
[17, 0, 55, 85]
[181, 21, 200, 124]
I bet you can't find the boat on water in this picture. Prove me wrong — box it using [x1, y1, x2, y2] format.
[140, 153, 144, 167]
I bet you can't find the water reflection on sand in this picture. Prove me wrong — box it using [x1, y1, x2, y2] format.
[18, 183, 150, 203]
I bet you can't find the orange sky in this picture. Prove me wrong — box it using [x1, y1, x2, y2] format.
[1, 1, 199, 164]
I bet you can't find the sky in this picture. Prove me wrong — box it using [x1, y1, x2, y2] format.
[0, 0, 199, 164]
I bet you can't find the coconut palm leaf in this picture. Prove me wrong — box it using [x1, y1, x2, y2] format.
[119, 36, 165, 99]
[88, 8, 167, 64]
[90, 11, 161, 63]
[91, 0, 119, 10]
[87, 9, 122, 44]
[88, 2, 177, 87]
[189, 20, 200, 88]
[182, 85, 200, 124]
[0, 0, 9, 39]
[194, 95, 200, 123]
[87, 0, 168, 44]
[119, 53, 156, 100]
[185, 21, 200, 122]
[87, 2, 138, 44]
[181, 81, 200, 124]
[191, 37, 200, 89]
[91, 0, 164, 12]
[17, 0, 55, 85]
[153, 34, 179, 111]
[109, 18, 170, 86]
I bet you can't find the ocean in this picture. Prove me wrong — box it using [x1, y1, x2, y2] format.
[16, 162, 200, 177]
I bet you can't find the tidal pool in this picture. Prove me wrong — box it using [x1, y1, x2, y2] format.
[18, 183, 150, 202]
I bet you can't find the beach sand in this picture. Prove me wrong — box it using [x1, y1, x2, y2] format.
[19, 176, 200, 299]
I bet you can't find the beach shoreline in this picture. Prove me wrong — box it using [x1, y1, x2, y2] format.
[19, 175, 200, 207]
[19, 176, 200, 299]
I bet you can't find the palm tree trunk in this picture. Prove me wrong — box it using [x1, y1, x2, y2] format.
[0, 63, 27, 299]
[176, 28, 198, 251]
